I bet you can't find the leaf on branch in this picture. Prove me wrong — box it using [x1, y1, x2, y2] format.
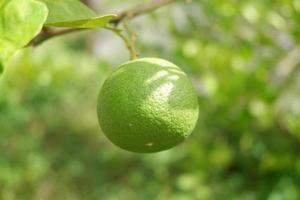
[39, 0, 116, 28]
[0, 0, 48, 73]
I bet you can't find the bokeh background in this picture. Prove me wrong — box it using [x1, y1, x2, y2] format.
[1, 0, 300, 199]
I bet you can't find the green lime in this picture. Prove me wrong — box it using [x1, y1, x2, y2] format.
[97, 58, 199, 153]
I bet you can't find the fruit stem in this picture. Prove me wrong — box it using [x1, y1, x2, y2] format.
[123, 19, 139, 60]
[105, 25, 138, 60]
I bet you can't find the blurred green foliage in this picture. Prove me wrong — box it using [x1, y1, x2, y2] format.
[1, 0, 300, 199]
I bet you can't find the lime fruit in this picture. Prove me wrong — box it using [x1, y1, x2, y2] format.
[97, 58, 199, 153]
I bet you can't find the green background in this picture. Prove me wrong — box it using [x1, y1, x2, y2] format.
[1, 0, 300, 199]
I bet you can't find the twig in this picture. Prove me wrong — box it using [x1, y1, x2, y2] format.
[105, 27, 137, 60]
[29, 0, 178, 46]
[28, 27, 82, 47]
[111, 0, 177, 25]
[123, 19, 138, 59]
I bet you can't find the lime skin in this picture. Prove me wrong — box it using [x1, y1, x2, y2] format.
[97, 58, 199, 153]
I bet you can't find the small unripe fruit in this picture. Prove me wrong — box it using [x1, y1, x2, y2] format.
[97, 58, 199, 153]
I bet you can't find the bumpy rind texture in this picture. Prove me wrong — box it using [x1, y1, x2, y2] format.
[97, 58, 199, 153]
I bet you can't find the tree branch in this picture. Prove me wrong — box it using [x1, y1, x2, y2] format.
[110, 0, 176, 25]
[28, 28, 82, 47]
[29, 0, 178, 46]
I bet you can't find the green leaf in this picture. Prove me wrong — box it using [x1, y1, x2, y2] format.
[45, 14, 115, 28]
[0, 0, 48, 68]
[39, 0, 116, 28]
